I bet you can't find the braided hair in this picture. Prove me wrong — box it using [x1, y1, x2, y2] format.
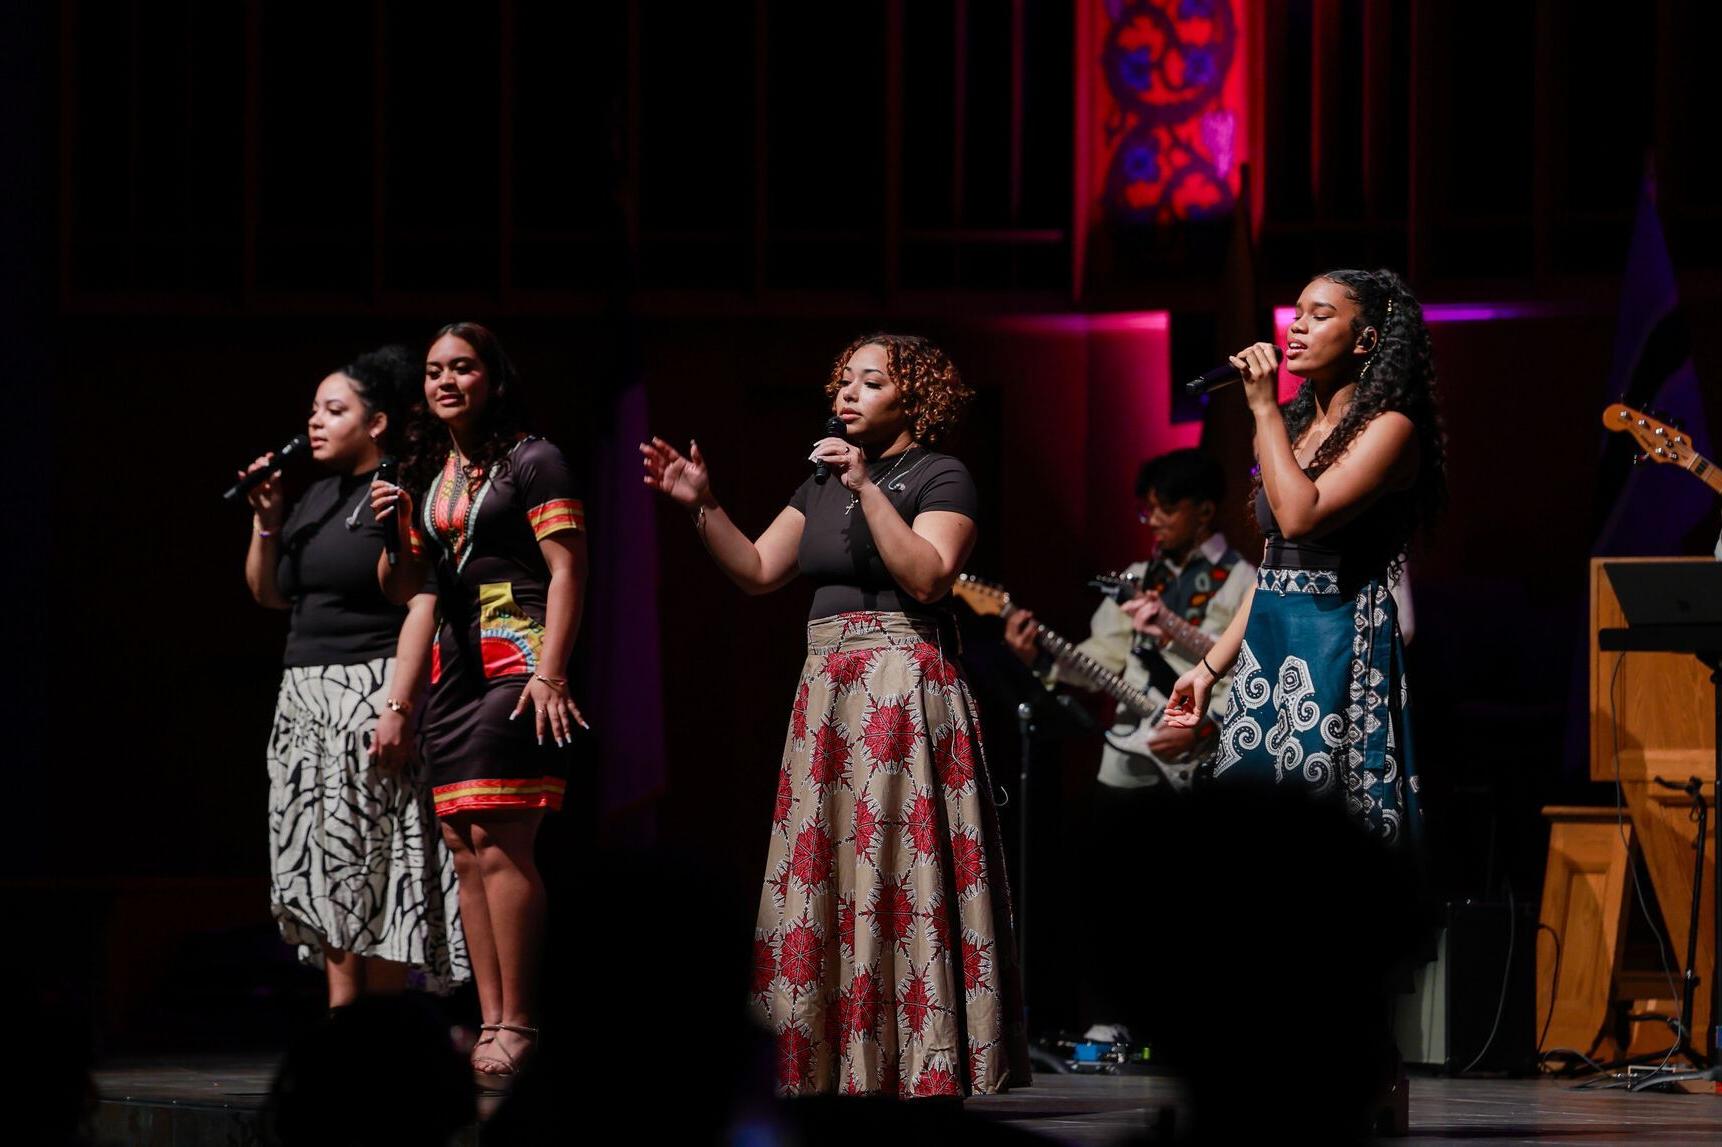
[1270, 268, 1448, 572]
[400, 322, 528, 498]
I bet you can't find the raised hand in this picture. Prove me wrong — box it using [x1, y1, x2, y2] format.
[640, 437, 713, 510]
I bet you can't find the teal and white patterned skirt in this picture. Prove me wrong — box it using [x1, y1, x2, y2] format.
[1210, 568, 1421, 846]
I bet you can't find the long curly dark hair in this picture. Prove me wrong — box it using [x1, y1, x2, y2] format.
[400, 322, 528, 498]
[1267, 268, 1448, 572]
[822, 333, 974, 447]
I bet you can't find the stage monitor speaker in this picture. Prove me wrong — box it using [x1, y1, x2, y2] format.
[1442, 898, 1539, 1076]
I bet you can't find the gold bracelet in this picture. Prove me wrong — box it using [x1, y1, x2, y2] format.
[384, 697, 412, 715]
[533, 673, 567, 690]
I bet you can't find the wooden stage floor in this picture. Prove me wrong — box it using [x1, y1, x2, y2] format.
[92, 1057, 1722, 1145]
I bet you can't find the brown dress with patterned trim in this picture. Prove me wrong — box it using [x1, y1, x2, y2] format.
[413, 437, 585, 818]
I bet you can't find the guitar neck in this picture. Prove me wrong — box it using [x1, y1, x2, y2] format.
[1156, 609, 1218, 662]
[1686, 450, 1722, 495]
[1009, 606, 1157, 718]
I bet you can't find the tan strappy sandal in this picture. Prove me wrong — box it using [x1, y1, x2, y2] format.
[472, 1022, 539, 1092]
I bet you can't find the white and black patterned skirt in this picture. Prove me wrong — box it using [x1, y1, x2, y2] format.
[267, 657, 469, 992]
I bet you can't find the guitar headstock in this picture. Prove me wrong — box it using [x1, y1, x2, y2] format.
[1087, 571, 1140, 604]
[951, 573, 1011, 618]
[1604, 404, 1696, 467]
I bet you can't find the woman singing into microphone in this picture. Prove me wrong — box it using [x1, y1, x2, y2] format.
[641, 334, 1028, 1098]
[241, 345, 466, 1009]
[372, 323, 587, 1090]
[1160, 268, 1446, 844]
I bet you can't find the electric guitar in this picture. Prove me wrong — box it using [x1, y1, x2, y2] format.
[1088, 572, 1219, 664]
[951, 574, 1212, 791]
[1602, 404, 1722, 495]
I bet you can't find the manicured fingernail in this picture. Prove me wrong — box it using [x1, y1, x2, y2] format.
[509, 712, 518, 721]
[536, 734, 544, 745]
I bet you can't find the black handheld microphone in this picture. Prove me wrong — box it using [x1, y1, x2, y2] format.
[223, 434, 311, 502]
[812, 415, 846, 484]
[1185, 346, 1285, 396]
[374, 454, 400, 566]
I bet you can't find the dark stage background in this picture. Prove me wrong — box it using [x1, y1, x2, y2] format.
[11, 1, 1722, 1049]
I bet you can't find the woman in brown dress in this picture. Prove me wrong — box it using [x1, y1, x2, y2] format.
[372, 322, 588, 1089]
[642, 333, 1028, 1098]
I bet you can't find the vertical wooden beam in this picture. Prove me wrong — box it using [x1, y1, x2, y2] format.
[1653, 0, 1680, 217]
[953, 0, 968, 230]
[1009, 0, 1025, 288]
[370, 0, 387, 301]
[1531, 0, 1556, 282]
[1406, 0, 1428, 284]
[1360, 0, 1390, 224]
[58, 0, 78, 305]
[1009, 0, 1024, 228]
[1248, 0, 1267, 242]
[1309, 0, 1342, 219]
[625, 0, 641, 272]
[1071, 0, 1092, 303]
[242, 0, 260, 301]
[752, 0, 768, 296]
[498, 0, 515, 301]
[884, 0, 903, 301]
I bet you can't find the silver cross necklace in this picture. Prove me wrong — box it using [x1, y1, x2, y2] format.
[844, 445, 922, 516]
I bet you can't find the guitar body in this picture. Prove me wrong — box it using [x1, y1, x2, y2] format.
[1103, 711, 1215, 792]
[950, 573, 1219, 793]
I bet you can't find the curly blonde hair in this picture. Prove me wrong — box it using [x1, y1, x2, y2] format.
[823, 333, 974, 446]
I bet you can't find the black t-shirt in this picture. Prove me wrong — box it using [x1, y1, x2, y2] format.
[276, 470, 408, 668]
[788, 446, 978, 620]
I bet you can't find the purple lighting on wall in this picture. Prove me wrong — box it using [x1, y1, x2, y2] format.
[1271, 301, 1554, 399]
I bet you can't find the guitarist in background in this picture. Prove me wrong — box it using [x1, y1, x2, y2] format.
[1002, 449, 1253, 1038]
[1004, 448, 1253, 787]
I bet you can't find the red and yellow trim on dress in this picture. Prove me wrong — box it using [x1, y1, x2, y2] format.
[433, 776, 567, 817]
[526, 498, 584, 541]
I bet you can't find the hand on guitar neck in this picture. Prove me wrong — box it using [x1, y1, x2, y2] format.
[1119, 589, 1216, 662]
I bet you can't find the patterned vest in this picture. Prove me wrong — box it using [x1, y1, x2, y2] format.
[1129, 542, 1243, 697]
[1140, 543, 1244, 626]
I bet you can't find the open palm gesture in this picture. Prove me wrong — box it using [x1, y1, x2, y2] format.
[640, 436, 713, 510]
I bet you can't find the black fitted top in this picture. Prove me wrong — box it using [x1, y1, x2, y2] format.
[1253, 468, 1409, 579]
[788, 446, 978, 620]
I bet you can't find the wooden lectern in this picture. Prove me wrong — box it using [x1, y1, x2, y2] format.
[1552, 556, 1719, 1061]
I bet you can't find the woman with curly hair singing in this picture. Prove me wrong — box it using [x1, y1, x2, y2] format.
[641, 334, 1029, 1098]
[1162, 268, 1446, 845]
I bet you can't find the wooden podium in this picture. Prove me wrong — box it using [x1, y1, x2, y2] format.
[1552, 556, 1719, 1060]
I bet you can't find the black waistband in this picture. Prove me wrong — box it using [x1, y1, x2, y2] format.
[1261, 541, 1344, 571]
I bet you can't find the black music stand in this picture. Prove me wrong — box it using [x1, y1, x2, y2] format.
[1599, 560, 1722, 1088]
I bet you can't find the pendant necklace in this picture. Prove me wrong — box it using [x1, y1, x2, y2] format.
[844, 446, 921, 516]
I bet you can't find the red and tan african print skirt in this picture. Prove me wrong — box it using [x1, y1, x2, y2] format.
[752, 611, 1030, 1097]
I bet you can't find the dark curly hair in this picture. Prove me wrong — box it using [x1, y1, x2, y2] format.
[1266, 268, 1448, 574]
[339, 344, 417, 454]
[400, 322, 528, 498]
[822, 333, 974, 447]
